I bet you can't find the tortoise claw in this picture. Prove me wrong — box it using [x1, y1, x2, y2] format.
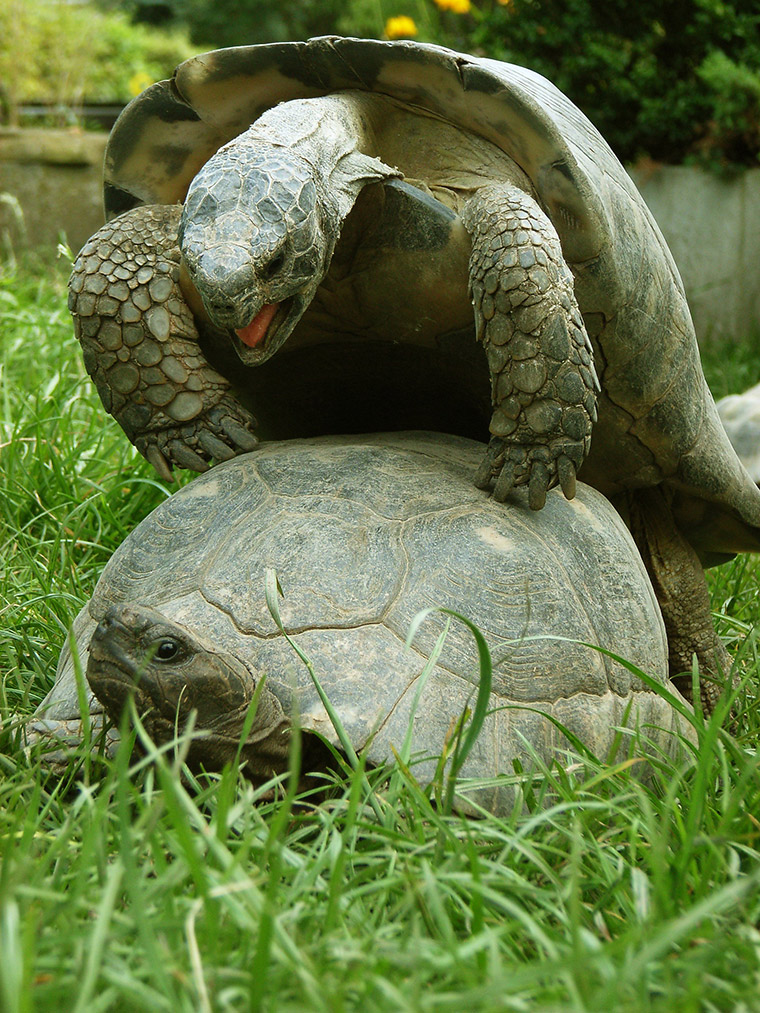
[146, 444, 173, 483]
[477, 437, 579, 509]
[474, 454, 496, 490]
[221, 419, 258, 452]
[135, 396, 259, 475]
[207, 405, 259, 453]
[493, 461, 516, 502]
[198, 431, 237, 462]
[557, 455, 577, 500]
[475, 436, 506, 491]
[528, 464, 550, 511]
[167, 441, 210, 472]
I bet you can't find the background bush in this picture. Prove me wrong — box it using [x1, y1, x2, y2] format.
[0, 0, 194, 125]
[2, 0, 759, 170]
[122, 0, 760, 169]
[469, 0, 760, 169]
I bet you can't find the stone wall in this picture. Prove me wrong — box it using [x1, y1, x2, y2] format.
[630, 164, 760, 344]
[0, 128, 107, 255]
[1, 128, 758, 342]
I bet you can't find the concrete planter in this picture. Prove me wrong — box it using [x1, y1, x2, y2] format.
[1, 128, 758, 343]
[0, 128, 107, 254]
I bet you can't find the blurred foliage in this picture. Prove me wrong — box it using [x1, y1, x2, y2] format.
[0, 0, 195, 125]
[4, 0, 759, 169]
[95, 0, 348, 43]
[175, 0, 346, 46]
[107, 0, 760, 169]
[468, 0, 760, 169]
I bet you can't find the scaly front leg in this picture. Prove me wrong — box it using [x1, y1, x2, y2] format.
[69, 206, 258, 480]
[463, 184, 599, 510]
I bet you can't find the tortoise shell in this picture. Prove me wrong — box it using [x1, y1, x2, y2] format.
[46, 432, 689, 813]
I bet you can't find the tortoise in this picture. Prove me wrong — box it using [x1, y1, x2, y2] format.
[67, 37, 760, 702]
[717, 383, 760, 484]
[29, 433, 691, 814]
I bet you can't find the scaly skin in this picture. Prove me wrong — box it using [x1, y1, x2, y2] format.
[24, 702, 117, 771]
[69, 205, 258, 480]
[463, 184, 599, 509]
[627, 486, 731, 712]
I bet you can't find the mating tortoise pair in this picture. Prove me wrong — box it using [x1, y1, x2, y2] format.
[36, 38, 760, 795]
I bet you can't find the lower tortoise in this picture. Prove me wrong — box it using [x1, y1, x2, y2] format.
[30, 433, 692, 814]
[68, 38, 760, 702]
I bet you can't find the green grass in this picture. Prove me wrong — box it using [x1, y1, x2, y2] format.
[2, 254, 760, 1012]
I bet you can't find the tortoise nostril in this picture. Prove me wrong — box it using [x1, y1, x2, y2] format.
[261, 252, 285, 280]
[203, 295, 240, 324]
[101, 607, 118, 628]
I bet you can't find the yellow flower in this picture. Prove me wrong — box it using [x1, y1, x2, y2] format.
[128, 71, 153, 97]
[384, 15, 418, 38]
[496, 0, 512, 5]
[434, 0, 472, 12]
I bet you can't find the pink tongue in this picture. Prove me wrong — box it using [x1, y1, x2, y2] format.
[236, 303, 279, 348]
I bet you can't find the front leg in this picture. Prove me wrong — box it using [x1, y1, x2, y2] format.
[69, 206, 258, 481]
[463, 184, 599, 510]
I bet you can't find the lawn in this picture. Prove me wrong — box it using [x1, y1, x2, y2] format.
[1, 253, 760, 1012]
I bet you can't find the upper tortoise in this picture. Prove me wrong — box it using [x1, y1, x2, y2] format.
[68, 37, 760, 703]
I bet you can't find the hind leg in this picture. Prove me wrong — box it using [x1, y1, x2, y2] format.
[626, 486, 731, 712]
[462, 183, 599, 510]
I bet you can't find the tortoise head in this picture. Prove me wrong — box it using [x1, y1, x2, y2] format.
[86, 604, 290, 774]
[178, 140, 338, 367]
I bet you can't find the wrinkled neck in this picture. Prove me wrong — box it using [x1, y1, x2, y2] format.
[239, 92, 399, 219]
[247, 91, 377, 165]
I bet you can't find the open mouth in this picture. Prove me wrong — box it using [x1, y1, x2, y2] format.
[234, 297, 296, 362]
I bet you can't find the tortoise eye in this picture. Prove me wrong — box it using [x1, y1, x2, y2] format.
[154, 638, 181, 662]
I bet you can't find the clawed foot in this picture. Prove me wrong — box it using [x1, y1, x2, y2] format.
[135, 398, 259, 481]
[475, 436, 583, 510]
[24, 709, 119, 770]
